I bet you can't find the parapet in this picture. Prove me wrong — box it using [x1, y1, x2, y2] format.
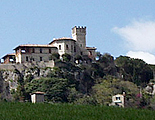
[72, 26, 86, 34]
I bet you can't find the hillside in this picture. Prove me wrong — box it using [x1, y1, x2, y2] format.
[0, 53, 155, 109]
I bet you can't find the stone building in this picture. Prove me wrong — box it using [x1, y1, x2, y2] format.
[14, 44, 58, 63]
[109, 92, 125, 108]
[49, 37, 76, 58]
[72, 26, 96, 61]
[1, 26, 96, 64]
[2, 53, 16, 64]
[31, 92, 45, 103]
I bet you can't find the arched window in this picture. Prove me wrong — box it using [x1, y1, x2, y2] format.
[59, 45, 61, 50]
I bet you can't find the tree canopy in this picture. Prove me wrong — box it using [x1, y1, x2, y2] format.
[115, 56, 153, 86]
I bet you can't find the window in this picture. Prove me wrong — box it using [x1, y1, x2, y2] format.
[59, 45, 61, 50]
[40, 48, 42, 53]
[116, 97, 120, 100]
[26, 48, 29, 53]
[71, 45, 73, 50]
[21, 49, 26, 53]
[32, 48, 35, 53]
[89, 51, 92, 55]
[71, 45, 73, 52]
[80, 44, 82, 47]
[26, 56, 28, 61]
[81, 52, 83, 55]
[40, 57, 42, 61]
[66, 44, 69, 50]
[74, 47, 76, 52]
[49, 49, 51, 53]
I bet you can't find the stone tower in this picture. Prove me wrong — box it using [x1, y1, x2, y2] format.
[72, 26, 86, 49]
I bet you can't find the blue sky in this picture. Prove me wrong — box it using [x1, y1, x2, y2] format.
[1, 0, 155, 64]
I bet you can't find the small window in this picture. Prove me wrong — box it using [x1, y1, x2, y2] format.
[71, 45, 73, 50]
[81, 52, 83, 55]
[59, 45, 61, 50]
[116, 97, 120, 100]
[66, 44, 69, 50]
[40, 48, 42, 53]
[26, 56, 28, 61]
[32, 48, 35, 53]
[89, 51, 92, 55]
[49, 49, 51, 53]
[26, 48, 29, 53]
[80, 44, 82, 47]
[40, 57, 42, 61]
[21, 49, 26, 53]
[74, 47, 76, 52]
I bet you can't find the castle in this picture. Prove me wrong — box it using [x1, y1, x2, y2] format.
[1, 26, 96, 64]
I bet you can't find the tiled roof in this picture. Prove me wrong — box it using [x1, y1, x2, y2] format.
[14, 44, 57, 50]
[2, 53, 15, 59]
[49, 37, 76, 44]
[31, 91, 45, 95]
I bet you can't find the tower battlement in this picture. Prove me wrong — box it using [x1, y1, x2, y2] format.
[72, 26, 86, 48]
[72, 26, 86, 35]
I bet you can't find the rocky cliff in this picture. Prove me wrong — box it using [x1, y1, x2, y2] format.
[0, 61, 55, 100]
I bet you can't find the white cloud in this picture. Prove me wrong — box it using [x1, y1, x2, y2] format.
[113, 19, 155, 64]
[127, 51, 155, 64]
[113, 20, 155, 52]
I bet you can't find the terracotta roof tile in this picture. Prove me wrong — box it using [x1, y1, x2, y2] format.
[14, 44, 57, 50]
[2, 53, 15, 59]
[49, 37, 76, 44]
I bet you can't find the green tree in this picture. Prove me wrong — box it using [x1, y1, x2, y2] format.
[62, 53, 72, 62]
[92, 76, 140, 107]
[25, 77, 73, 102]
[115, 56, 153, 86]
[49, 53, 60, 61]
[94, 53, 118, 77]
[74, 55, 83, 64]
[96, 51, 102, 60]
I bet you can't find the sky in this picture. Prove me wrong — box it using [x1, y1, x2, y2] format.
[1, 0, 155, 64]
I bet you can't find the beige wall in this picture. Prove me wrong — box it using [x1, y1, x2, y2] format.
[112, 94, 125, 107]
[15, 47, 57, 63]
[31, 94, 44, 103]
[51, 40, 77, 58]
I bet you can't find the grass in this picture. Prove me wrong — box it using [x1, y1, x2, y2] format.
[0, 102, 155, 120]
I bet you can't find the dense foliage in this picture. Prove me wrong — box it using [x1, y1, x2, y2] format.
[25, 77, 70, 102]
[9, 53, 155, 109]
[92, 76, 140, 107]
[115, 56, 153, 86]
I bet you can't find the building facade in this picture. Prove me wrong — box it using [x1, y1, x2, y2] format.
[109, 92, 125, 107]
[49, 37, 76, 58]
[14, 45, 58, 63]
[1, 26, 96, 64]
[2, 53, 15, 64]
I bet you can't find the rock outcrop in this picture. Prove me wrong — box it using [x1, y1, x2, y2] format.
[0, 61, 55, 100]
